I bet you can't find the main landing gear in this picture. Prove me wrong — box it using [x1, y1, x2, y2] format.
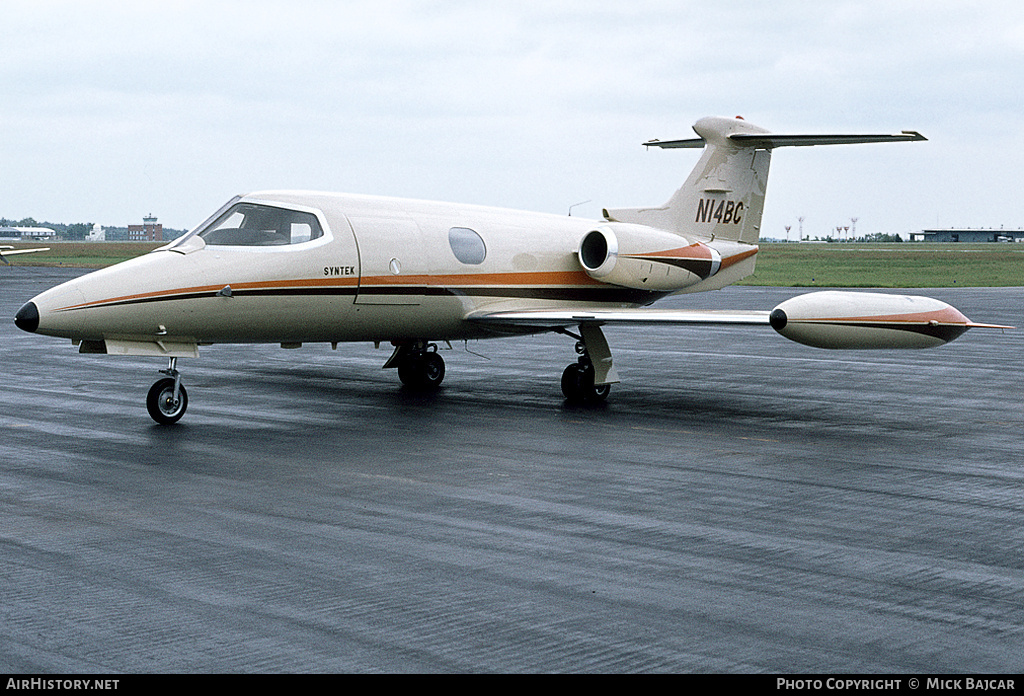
[387, 340, 446, 391]
[558, 325, 618, 404]
[561, 344, 611, 403]
[147, 357, 188, 425]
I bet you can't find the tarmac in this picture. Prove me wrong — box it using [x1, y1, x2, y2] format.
[2, 267, 1022, 673]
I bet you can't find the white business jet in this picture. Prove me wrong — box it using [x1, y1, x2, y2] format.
[14, 116, 1008, 424]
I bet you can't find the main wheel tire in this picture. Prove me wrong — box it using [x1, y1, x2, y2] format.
[561, 363, 586, 402]
[561, 363, 611, 403]
[147, 378, 188, 425]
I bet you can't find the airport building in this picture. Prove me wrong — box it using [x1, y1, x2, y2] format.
[0, 226, 58, 240]
[910, 228, 1024, 243]
[127, 214, 163, 242]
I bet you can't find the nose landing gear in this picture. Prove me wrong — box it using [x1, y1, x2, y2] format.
[147, 357, 188, 425]
[386, 340, 446, 391]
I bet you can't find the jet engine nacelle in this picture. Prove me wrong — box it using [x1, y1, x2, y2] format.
[769, 291, 975, 349]
[577, 224, 721, 292]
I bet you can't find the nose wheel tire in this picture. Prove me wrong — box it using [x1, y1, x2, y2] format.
[398, 351, 446, 391]
[147, 378, 189, 425]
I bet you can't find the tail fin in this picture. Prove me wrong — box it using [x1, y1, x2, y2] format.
[604, 116, 926, 245]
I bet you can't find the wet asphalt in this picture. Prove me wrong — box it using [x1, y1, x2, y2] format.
[2, 267, 1022, 673]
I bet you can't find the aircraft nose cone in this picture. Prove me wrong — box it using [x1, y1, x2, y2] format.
[15, 301, 39, 333]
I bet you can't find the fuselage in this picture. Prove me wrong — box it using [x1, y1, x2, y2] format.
[17, 190, 757, 349]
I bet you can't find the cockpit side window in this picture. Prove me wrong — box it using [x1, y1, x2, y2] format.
[198, 203, 325, 246]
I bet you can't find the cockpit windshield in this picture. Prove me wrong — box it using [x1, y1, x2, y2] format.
[198, 202, 325, 246]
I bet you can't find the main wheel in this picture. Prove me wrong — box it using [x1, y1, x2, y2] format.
[561, 363, 585, 402]
[561, 363, 610, 403]
[147, 378, 188, 425]
[591, 382, 611, 402]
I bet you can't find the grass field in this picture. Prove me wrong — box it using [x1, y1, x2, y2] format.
[740, 243, 1024, 287]
[4, 241, 1023, 287]
[2, 241, 164, 268]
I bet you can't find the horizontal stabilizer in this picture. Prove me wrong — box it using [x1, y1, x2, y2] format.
[644, 131, 926, 149]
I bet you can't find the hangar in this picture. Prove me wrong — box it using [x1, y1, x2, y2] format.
[910, 228, 1024, 243]
[0, 226, 58, 241]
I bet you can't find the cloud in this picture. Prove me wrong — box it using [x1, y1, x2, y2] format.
[1, 0, 1022, 232]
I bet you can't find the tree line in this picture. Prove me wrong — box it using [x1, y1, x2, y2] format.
[1, 216, 94, 239]
[1, 216, 187, 241]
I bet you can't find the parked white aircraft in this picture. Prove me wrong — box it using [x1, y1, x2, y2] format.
[14, 116, 1009, 423]
[1, 246, 49, 264]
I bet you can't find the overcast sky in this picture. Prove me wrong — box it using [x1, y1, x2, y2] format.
[2, 0, 1022, 239]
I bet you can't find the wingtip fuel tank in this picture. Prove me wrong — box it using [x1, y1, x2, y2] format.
[768, 291, 1008, 350]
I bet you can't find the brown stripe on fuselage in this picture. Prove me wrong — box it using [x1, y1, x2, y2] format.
[625, 256, 715, 278]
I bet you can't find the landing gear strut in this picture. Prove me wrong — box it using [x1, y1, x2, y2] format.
[560, 339, 611, 403]
[147, 357, 188, 425]
[390, 341, 446, 391]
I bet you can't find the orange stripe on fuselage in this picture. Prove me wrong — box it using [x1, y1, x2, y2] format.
[623, 243, 714, 261]
[54, 270, 605, 311]
[719, 247, 758, 269]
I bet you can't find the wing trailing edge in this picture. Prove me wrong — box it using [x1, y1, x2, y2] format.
[470, 308, 772, 329]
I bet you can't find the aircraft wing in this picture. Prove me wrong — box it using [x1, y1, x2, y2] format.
[470, 308, 772, 329]
[470, 291, 1010, 351]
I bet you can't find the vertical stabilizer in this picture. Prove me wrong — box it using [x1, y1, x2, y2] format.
[605, 116, 772, 244]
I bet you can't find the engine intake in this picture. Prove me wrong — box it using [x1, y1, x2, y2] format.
[579, 227, 618, 277]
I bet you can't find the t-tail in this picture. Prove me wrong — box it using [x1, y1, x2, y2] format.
[603, 115, 927, 245]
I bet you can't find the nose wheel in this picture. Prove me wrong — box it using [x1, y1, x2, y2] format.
[396, 342, 446, 391]
[147, 358, 188, 424]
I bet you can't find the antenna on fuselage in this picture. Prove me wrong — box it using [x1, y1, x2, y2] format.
[568, 200, 591, 217]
